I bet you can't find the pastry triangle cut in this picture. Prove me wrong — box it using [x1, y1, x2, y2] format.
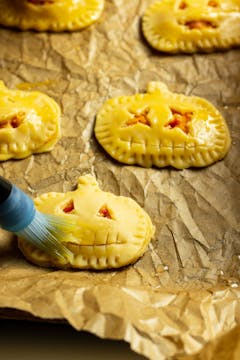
[94, 82, 231, 169]
[0, 0, 104, 31]
[142, 0, 240, 53]
[18, 175, 155, 269]
[0, 81, 61, 161]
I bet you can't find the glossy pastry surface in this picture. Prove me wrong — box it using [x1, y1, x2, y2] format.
[18, 175, 155, 269]
[142, 0, 240, 53]
[0, 81, 61, 161]
[0, 0, 104, 31]
[95, 82, 231, 169]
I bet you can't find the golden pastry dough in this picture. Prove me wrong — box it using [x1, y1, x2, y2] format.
[0, 81, 61, 161]
[94, 82, 231, 169]
[0, 0, 104, 32]
[18, 175, 155, 269]
[142, 0, 240, 53]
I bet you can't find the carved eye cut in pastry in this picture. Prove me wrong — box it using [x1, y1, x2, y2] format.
[0, 0, 104, 31]
[142, 0, 240, 53]
[18, 175, 155, 269]
[0, 81, 61, 161]
[94, 82, 231, 169]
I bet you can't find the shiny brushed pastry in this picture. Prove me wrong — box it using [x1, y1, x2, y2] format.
[18, 175, 155, 269]
[94, 82, 231, 169]
[0, 81, 61, 161]
[142, 0, 240, 53]
[0, 0, 104, 31]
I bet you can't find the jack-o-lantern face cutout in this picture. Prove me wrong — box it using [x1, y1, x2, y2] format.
[0, 0, 104, 31]
[142, 0, 240, 53]
[0, 81, 61, 161]
[18, 175, 155, 269]
[94, 82, 231, 169]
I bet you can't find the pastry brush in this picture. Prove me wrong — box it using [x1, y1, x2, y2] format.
[0, 176, 74, 263]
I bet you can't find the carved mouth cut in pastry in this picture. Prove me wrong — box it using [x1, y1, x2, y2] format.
[0, 81, 61, 161]
[94, 81, 231, 169]
[142, 0, 240, 53]
[27, 0, 54, 5]
[17, 175, 155, 270]
[0, 0, 105, 31]
[181, 20, 218, 30]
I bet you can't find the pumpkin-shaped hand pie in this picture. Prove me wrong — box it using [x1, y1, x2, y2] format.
[94, 82, 231, 169]
[0, 81, 61, 161]
[18, 175, 155, 269]
[0, 0, 104, 32]
[142, 0, 240, 53]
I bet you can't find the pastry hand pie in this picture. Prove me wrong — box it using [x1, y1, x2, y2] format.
[0, 0, 104, 32]
[0, 81, 61, 161]
[142, 0, 240, 53]
[18, 175, 155, 269]
[94, 82, 231, 169]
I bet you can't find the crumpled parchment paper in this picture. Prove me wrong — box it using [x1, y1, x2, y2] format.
[0, 1, 239, 359]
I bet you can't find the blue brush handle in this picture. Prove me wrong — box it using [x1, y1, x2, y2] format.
[0, 176, 35, 233]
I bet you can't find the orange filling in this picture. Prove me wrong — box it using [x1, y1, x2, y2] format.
[184, 20, 217, 30]
[165, 109, 192, 134]
[98, 206, 112, 219]
[179, 1, 188, 10]
[179, 0, 218, 9]
[127, 108, 151, 127]
[0, 112, 25, 129]
[63, 200, 75, 213]
[208, 0, 218, 7]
